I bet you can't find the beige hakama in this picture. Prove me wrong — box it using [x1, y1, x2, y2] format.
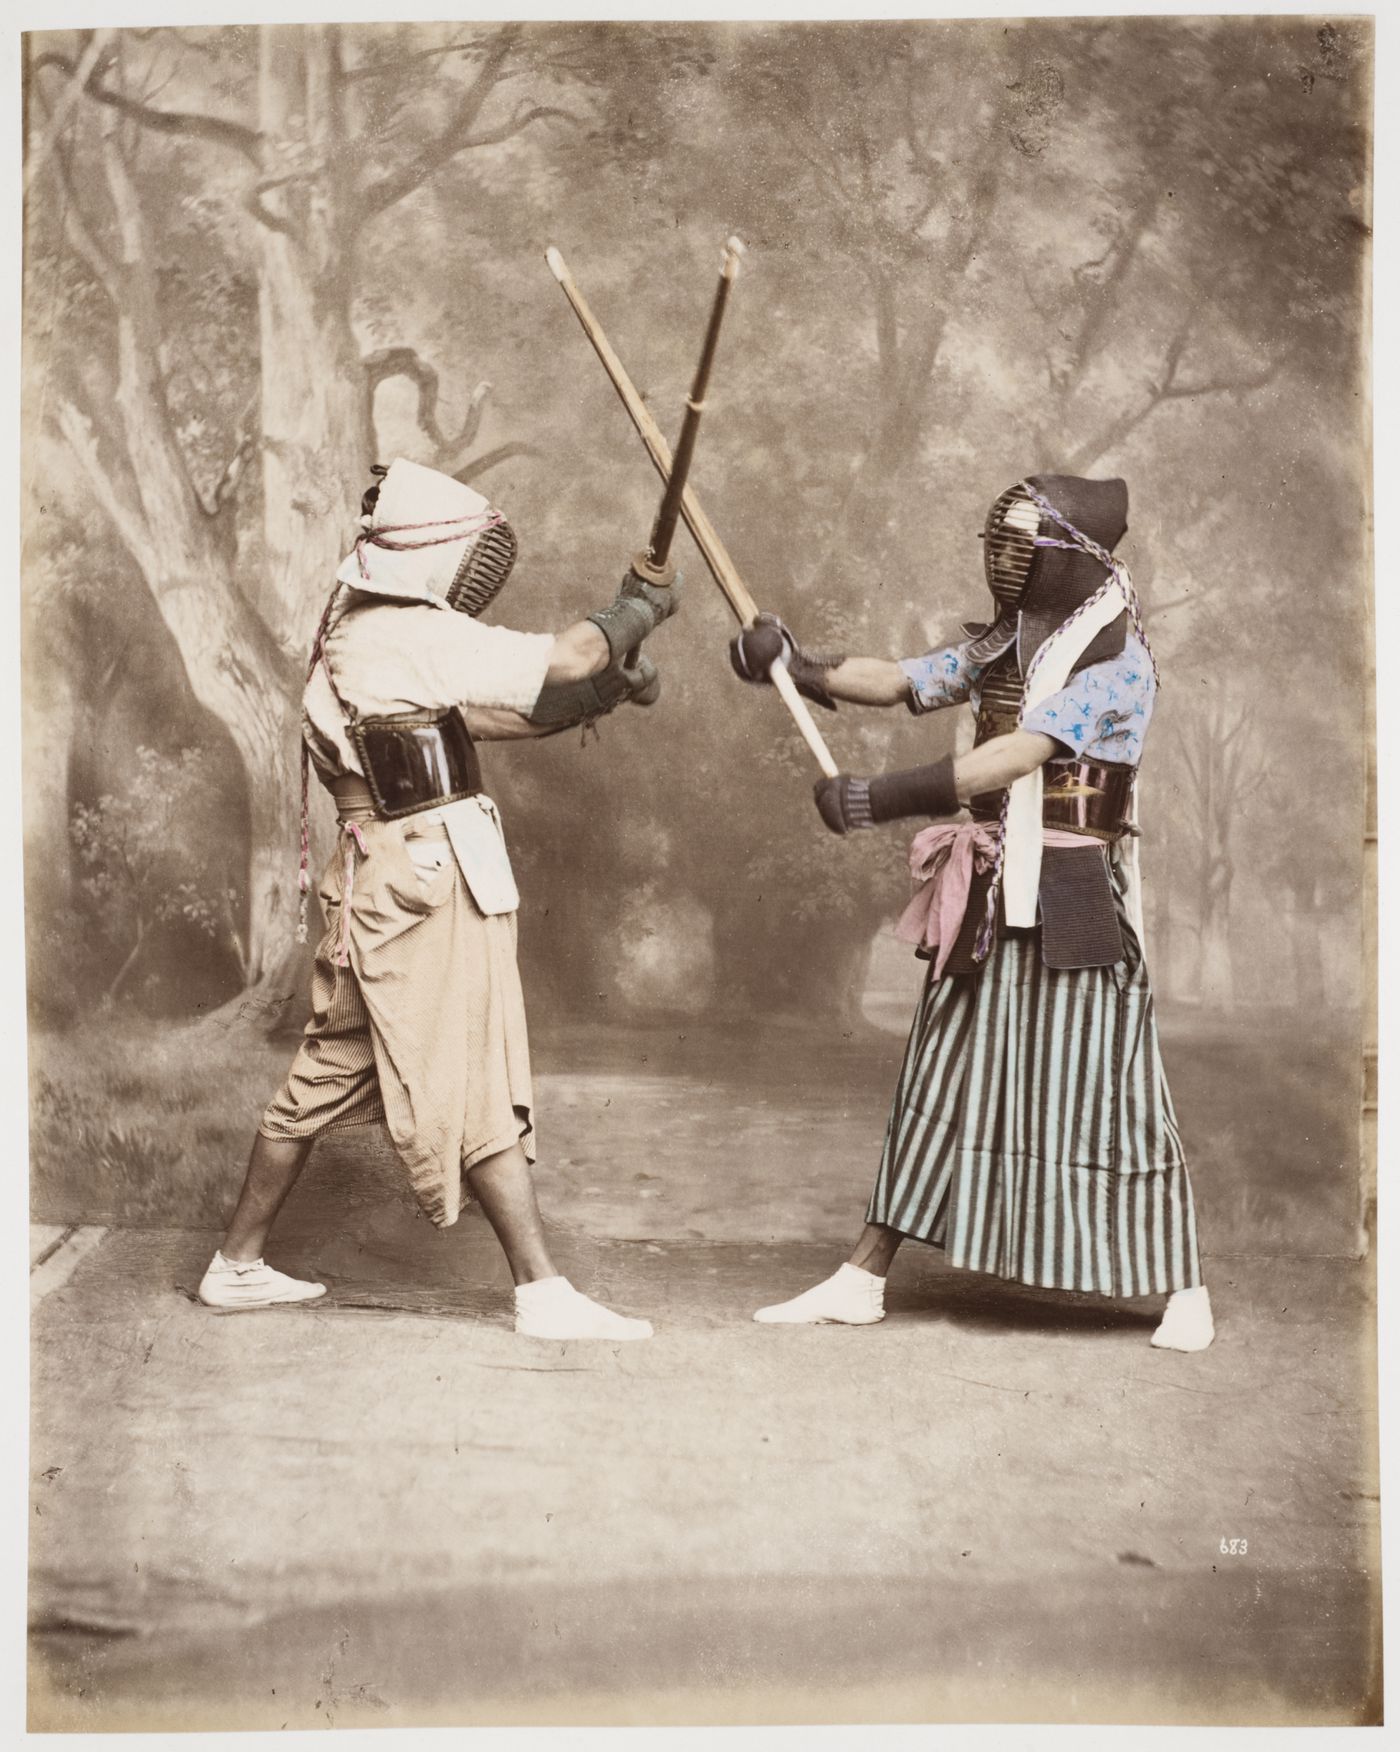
[260, 809, 535, 1229]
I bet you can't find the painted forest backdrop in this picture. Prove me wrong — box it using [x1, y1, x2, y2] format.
[21, 19, 1372, 1238]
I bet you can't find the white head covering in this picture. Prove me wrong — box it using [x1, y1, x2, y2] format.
[334, 458, 506, 609]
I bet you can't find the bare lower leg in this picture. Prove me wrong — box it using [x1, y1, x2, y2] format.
[848, 1223, 903, 1278]
[221, 1134, 316, 1262]
[466, 1142, 557, 1286]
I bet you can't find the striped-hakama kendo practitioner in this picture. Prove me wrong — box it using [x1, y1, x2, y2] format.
[198, 459, 678, 1341]
[729, 473, 1213, 1352]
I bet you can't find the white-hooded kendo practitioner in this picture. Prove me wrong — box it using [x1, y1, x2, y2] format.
[198, 459, 675, 1341]
[730, 474, 1214, 1353]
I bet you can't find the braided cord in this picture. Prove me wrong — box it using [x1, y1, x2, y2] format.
[1018, 479, 1160, 687]
[972, 479, 1151, 963]
[972, 780, 1015, 962]
[295, 581, 350, 943]
[353, 509, 503, 579]
[292, 507, 504, 948]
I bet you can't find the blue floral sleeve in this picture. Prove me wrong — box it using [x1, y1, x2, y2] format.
[899, 642, 984, 714]
[1020, 633, 1156, 765]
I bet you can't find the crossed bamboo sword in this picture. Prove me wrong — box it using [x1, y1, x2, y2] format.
[546, 241, 840, 779]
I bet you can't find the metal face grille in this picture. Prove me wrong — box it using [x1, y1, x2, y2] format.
[983, 488, 1040, 610]
[446, 518, 518, 617]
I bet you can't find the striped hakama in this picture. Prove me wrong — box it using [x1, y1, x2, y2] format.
[867, 866, 1202, 1298]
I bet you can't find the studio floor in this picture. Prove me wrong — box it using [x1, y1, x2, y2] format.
[29, 1106, 1381, 1729]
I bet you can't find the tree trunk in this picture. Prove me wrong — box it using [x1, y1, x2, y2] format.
[52, 25, 501, 1022]
[254, 25, 366, 647]
[1196, 856, 1235, 1009]
[23, 625, 78, 919]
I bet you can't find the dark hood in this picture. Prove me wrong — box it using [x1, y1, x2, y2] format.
[1016, 473, 1128, 673]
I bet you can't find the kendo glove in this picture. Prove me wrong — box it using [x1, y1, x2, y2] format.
[528, 653, 658, 734]
[587, 570, 682, 663]
[813, 755, 959, 836]
[729, 613, 844, 711]
[625, 653, 661, 707]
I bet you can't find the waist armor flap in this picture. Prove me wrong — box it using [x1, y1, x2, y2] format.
[967, 651, 1132, 841]
[348, 707, 483, 820]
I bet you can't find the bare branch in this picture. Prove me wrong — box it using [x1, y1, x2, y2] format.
[352, 24, 520, 222]
[452, 379, 492, 456]
[24, 28, 114, 194]
[366, 347, 445, 450]
[902, 62, 940, 183]
[1160, 364, 1279, 402]
[459, 103, 579, 151]
[240, 180, 299, 238]
[89, 107, 218, 517]
[201, 394, 259, 516]
[42, 108, 124, 298]
[1055, 188, 1160, 400]
[452, 441, 539, 485]
[365, 349, 501, 477]
[97, 107, 160, 304]
[1176, 733, 1202, 797]
[1218, 705, 1250, 755]
[56, 399, 150, 556]
[343, 36, 479, 82]
[767, 101, 865, 219]
[32, 45, 261, 166]
[1068, 351, 1279, 474]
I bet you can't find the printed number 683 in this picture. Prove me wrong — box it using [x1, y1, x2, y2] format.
[1219, 1538, 1248, 1555]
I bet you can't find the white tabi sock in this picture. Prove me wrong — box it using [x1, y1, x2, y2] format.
[753, 1262, 886, 1327]
[197, 1251, 326, 1310]
[513, 1275, 653, 1342]
[1151, 1285, 1215, 1352]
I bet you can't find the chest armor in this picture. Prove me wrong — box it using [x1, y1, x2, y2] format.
[969, 648, 1134, 842]
[310, 639, 485, 821]
[347, 707, 483, 821]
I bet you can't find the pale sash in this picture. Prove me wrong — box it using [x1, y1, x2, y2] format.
[1002, 570, 1133, 927]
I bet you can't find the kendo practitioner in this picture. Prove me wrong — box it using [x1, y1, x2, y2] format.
[198, 458, 675, 1341]
[730, 475, 1214, 1352]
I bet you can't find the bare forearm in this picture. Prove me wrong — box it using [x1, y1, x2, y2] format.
[953, 730, 1057, 801]
[824, 656, 912, 707]
[544, 620, 610, 684]
[460, 706, 553, 742]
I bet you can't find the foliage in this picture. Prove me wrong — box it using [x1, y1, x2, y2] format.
[69, 746, 247, 1004]
[23, 16, 1371, 1026]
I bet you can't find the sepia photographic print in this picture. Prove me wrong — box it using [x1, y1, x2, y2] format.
[19, 3, 1383, 1736]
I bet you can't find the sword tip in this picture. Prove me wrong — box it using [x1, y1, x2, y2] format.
[545, 246, 566, 281]
[723, 236, 746, 275]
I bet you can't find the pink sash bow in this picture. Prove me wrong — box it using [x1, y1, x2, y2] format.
[894, 821, 1000, 978]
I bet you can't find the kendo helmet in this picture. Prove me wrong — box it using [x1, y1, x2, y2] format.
[337, 457, 517, 616]
[973, 474, 1130, 674]
[982, 486, 1042, 613]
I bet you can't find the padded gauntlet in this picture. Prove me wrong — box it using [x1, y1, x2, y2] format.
[813, 755, 959, 836]
[528, 654, 660, 733]
[729, 613, 844, 711]
[587, 570, 681, 663]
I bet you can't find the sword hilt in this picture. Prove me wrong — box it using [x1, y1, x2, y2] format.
[629, 549, 676, 589]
